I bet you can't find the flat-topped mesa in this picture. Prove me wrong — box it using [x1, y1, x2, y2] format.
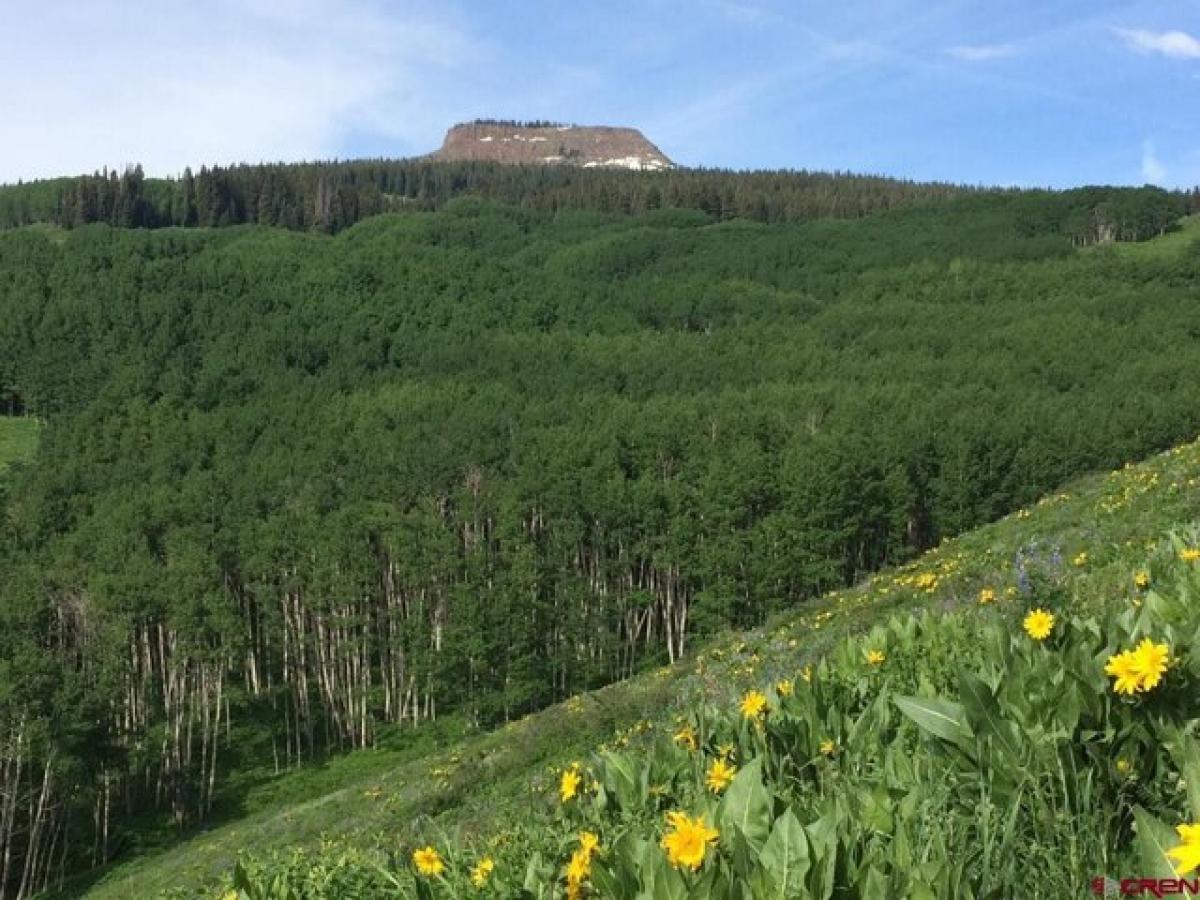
[431, 122, 673, 170]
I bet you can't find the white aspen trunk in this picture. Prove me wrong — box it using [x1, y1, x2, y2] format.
[0, 723, 26, 900]
[16, 755, 53, 900]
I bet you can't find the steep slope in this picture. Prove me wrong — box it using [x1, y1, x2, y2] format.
[71, 435, 1200, 897]
[10, 201, 1200, 898]
[429, 121, 673, 169]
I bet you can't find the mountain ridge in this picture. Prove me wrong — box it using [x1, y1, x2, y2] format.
[429, 121, 673, 170]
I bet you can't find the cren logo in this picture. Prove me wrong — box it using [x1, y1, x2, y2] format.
[1092, 877, 1200, 897]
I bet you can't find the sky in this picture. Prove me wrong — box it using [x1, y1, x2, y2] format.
[1, 0, 1197, 188]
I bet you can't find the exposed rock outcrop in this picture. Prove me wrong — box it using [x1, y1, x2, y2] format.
[430, 122, 673, 170]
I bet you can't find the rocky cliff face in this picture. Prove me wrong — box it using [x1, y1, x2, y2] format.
[430, 122, 673, 170]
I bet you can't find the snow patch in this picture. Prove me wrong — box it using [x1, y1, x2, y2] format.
[583, 156, 669, 171]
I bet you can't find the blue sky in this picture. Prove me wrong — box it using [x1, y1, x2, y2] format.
[1, 0, 1197, 187]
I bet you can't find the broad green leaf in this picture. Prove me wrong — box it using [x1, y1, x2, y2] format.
[646, 846, 689, 900]
[957, 669, 1020, 762]
[858, 785, 894, 834]
[860, 866, 889, 900]
[1165, 730, 1200, 820]
[688, 866, 730, 899]
[523, 851, 554, 893]
[727, 826, 762, 879]
[590, 865, 622, 897]
[719, 757, 772, 851]
[601, 749, 648, 812]
[759, 807, 810, 896]
[895, 695, 972, 744]
[602, 832, 647, 893]
[805, 812, 839, 900]
[1133, 805, 1183, 877]
[1054, 681, 1082, 736]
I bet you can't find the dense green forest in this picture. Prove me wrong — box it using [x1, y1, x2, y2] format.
[1, 178, 1200, 896]
[0, 159, 1194, 242]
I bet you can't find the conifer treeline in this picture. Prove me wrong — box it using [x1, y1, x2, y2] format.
[0, 159, 1193, 242]
[466, 118, 571, 128]
[1, 198, 1200, 894]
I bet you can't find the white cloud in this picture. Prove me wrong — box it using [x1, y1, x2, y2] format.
[0, 0, 482, 183]
[947, 43, 1019, 62]
[1141, 141, 1167, 184]
[1112, 28, 1200, 60]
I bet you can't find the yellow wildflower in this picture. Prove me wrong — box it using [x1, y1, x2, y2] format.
[740, 690, 767, 720]
[1023, 609, 1055, 641]
[413, 846, 445, 877]
[717, 743, 735, 760]
[1073, 552, 1088, 567]
[800, 664, 813, 683]
[705, 757, 736, 794]
[978, 587, 996, 605]
[1130, 638, 1169, 691]
[470, 857, 495, 888]
[579, 832, 600, 856]
[1116, 758, 1133, 776]
[1166, 823, 1200, 876]
[565, 846, 591, 891]
[1181, 548, 1200, 562]
[661, 812, 719, 871]
[560, 766, 582, 803]
[673, 725, 698, 752]
[866, 649, 886, 666]
[1134, 571, 1151, 590]
[819, 738, 837, 756]
[1105, 650, 1141, 696]
[776, 679, 794, 697]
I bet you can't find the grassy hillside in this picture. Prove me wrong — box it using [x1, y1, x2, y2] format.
[1096, 214, 1200, 260]
[70, 434, 1200, 897]
[0, 417, 37, 473]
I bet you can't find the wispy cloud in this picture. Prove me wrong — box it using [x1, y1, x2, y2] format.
[0, 0, 481, 183]
[947, 43, 1019, 62]
[1141, 141, 1167, 184]
[1112, 28, 1200, 60]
